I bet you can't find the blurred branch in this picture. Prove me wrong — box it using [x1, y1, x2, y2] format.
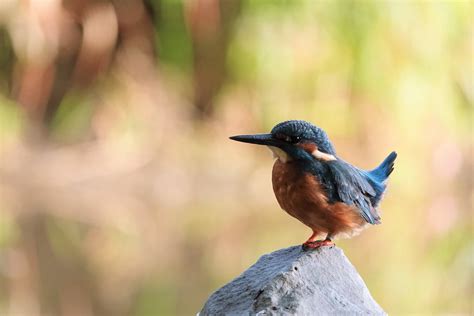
[185, 0, 241, 118]
[6, 0, 156, 140]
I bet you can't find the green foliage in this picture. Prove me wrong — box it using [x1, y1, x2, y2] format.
[50, 93, 94, 142]
[150, 0, 194, 73]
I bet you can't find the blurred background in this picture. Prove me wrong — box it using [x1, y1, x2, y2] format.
[0, 0, 472, 315]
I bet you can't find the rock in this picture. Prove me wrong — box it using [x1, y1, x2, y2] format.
[200, 245, 386, 315]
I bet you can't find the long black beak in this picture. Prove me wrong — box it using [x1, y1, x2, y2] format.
[229, 133, 280, 146]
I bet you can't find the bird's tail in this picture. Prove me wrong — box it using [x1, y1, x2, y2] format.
[369, 151, 397, 183]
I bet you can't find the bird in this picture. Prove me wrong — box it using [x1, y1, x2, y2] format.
[230, 120, 397, 249]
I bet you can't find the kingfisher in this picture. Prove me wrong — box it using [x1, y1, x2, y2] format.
[230, 120, 397, 249]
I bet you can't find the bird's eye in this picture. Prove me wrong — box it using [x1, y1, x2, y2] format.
[290, 136, 301, 144]
[274, 133, 301, 144]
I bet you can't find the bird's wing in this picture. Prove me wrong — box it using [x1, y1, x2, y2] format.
[324, 160, 381, 225]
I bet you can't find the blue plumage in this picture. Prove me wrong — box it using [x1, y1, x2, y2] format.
[369, 151, 397, 183]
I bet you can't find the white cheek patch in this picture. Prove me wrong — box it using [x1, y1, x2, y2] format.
[312, 149, 337, 161]
[267, 146, 291, 163]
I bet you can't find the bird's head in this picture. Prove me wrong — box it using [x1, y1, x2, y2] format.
[230, 120, 337, 163]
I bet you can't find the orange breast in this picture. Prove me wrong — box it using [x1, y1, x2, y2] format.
[272, 160, 366, 238]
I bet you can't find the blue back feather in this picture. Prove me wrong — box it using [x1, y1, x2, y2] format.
[302, 151, 397, 225]
[369, 151, 397, 183]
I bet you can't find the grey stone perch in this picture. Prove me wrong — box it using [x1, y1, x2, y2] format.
[200, 246, 386, 315]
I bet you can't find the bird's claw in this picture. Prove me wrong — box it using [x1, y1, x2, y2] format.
[302, 239, 335, 251]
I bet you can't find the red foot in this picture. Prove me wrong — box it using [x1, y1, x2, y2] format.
[302, 239, 335, 250]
